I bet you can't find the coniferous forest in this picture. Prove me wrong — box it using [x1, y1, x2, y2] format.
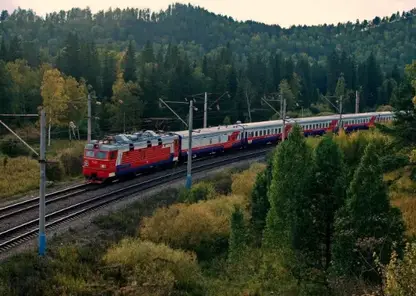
[0, 4, 416, 135]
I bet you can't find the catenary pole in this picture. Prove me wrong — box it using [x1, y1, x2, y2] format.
[39, 109, 46, 256]
[87, 94, 92, 142]
[186, 100, 193, 189]
[203, 92, 207, 128]
[282, 96, 287, 142]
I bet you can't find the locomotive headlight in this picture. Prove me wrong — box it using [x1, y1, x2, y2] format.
[84, 160, 89, 167]
[101, 164, 107, 169]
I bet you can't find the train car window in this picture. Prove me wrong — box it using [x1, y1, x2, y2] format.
[158, 138, 162, 146]
[278, 128, 281, 133]
[147, 141, 152, 148]
[85, 150, 94, 157]
[255, 131, 258, 137]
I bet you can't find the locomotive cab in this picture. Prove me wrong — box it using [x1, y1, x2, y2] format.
[83, 142, 117, 183]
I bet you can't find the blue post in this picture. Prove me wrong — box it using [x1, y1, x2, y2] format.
[39, 232, 46, 256]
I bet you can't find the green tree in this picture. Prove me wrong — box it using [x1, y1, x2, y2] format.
[228, 206, 247, 264]
[263, 124, 315, 260]
[123, 40, 137, 83]
[279, 79, 295, 111]
[250, 155, 272, 245]
[311, 135, 346, 270]
[331, 143, 405, 281]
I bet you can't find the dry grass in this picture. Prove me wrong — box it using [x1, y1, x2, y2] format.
[0, 140, 86, 199]
[0, 156, 39, 198]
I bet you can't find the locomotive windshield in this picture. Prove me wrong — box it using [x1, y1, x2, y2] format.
[85, 150, 108, 159]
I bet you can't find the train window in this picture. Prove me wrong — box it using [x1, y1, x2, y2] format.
[158, 138, 162, 146]
[267, 129, 270, 135]
[255, 131, 258, 137]
[85, 150, 94, 157]
[147, 141, 152, 148]
[278, 128, 281, 133]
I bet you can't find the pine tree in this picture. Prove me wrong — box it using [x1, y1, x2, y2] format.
[123, 40, 137, 83]
[101, 50, 117, 99]
[250, 154, 272, 244]
[0, 38, 8, 61]
[331, 143, 405, 281]
[228, 206, 247, 264]
[311, 135, 346, 269]
[8, 35, 22, 62]
[263, 124, 314, 259]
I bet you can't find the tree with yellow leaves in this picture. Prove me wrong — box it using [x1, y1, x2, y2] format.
[41, 68, 68, 145]
[41, 68, 88, 144]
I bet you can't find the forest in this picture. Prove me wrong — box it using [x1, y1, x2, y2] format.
[0, 3, 416, 138]
[0, 4, 416, 295]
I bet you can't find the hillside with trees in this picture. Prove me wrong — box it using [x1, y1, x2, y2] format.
[0, 4, 416, 137]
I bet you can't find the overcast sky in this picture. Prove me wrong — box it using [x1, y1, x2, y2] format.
[4, 0, 416, 27]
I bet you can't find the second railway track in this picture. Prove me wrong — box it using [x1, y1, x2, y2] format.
[0, 148, 269, 254]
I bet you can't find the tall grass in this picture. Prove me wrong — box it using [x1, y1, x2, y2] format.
[0, 157, 39, 199]
[0, 140, 86, 199]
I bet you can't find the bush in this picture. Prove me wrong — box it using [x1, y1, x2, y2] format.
[59, 148, 83, 177]
[140, 195, 246, 259]
[179, 182, 216, 203]
[384, 243, 416, 295]
[46, 159, 64, 181]
[380, 154, 410, 172]
[0, 135, 32, 157]
[103, 239, 202, 295]
[231, 163, 266, 200]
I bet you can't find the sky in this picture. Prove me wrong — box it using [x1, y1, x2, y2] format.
[3, 0, 416, 27]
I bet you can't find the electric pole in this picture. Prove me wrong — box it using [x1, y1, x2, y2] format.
[355, 90, 360, 114]
[87, 94, 91, 142]
[186, 100, 193, 189]
[203, 92, 207, 128]
[39, 109, 46, 256]
[282, 96, 287, 142]
[339, 95, 343, 130]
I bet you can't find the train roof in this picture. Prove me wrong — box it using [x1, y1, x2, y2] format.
[174, 124, 243, 137]
[241, 111, 394, 129]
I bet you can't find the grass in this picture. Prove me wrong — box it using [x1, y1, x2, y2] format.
[0, 157, 39, 199]
[0, 139, 86, 199]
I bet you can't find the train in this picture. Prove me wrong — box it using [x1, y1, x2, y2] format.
[82, 111, 394, 184]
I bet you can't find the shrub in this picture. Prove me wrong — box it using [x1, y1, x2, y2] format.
[46, 158, 65, 181]
[59, 148, 83, 177]
[384, 243, 416, 295]
[179, 181, 216, 203]
[0, 135, 32, 157]
[231, 163, 266, 200]
[206, 170, 234, 195]
[380, 154, 410, 173]
[103, 239, 202, 295]
[140, 195, 246, 259]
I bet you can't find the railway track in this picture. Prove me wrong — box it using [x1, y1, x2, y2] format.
[0, 148, 269, 254]
[0, 184, 93, 222]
